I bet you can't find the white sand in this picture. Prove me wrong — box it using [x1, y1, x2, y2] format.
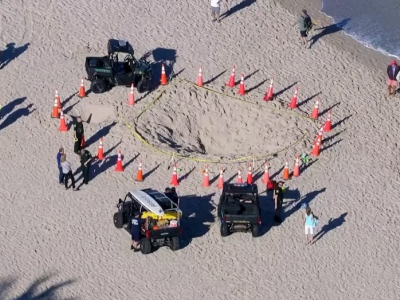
[0, 0, 399, 299]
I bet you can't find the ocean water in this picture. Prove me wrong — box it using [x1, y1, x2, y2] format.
[321, 0, 400, 59]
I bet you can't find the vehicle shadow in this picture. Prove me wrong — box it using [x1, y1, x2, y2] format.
[314, 212, 348, 243]
[258, 194, 276, 235]
[0, 103, 36, 131]
[0, 42, 30, 69]
[0, 273, 75, 300]
[179, 193, 216, 249]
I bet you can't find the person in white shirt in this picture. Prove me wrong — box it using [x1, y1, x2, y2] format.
[60, 154, 76, 190]
[211, 0, 222, 22]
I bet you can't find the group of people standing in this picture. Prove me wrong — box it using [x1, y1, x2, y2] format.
[57, 116, 93, 190]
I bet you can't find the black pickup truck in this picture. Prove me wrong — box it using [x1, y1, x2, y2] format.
[218, 183, 261, 237]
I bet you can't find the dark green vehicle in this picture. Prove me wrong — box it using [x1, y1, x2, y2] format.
[85, 39, 152, 94]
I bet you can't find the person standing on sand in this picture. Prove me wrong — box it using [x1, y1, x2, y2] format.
[80, 149, 93, 185]
[57, 147, 64, 184]
[73, 116, 85, 154]
[211, 0, 222, 23]
[387, 60, 400, 96]
[303, 207, 317, 245]
[130, 212, 144, 251]
[295, 10, 313, 48]
[273, 181, 285, 223]
[60, 154, 76, 190]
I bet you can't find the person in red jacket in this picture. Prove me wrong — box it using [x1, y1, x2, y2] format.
[387, 60, 400, 96]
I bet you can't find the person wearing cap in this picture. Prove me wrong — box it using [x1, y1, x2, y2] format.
[57, 147, 65, 184]
[273, 181, 285, 223]
[73, 116, 84, 154]
[295, 9, 313, 48]
[387, 60, 400, 96]
[130, 212, 145, 251]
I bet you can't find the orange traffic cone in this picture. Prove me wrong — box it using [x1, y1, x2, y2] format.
[51, 97, 60, 118]
[314, 126, 324, 145]
[170, 164, 179, 186]
[293, 155, 300, 177]
[226, 66, 236, 87]
[160, 63, 168, 85]
[202, 166, 210, 187]
[263, 78, 274, 101]
[246, 164, 253, 184]
[217, 168, 224, 189]
[197, 66, 204, 87]
[78, 78, 86, 98]
[115, 150, 124, 172]
[135, 160, 144, 182]
[55, 89, 62, 108]
[324, 110, 332, 132]
[311, 137, 321, 156]
[237, 169, 243, 183]
[288, 87, 298, 109]
[97, 137, 105, 160]
[282, 160, 290, 180]
[310, 98, 320, 119]
[58, 110, 68, 132]
[127, 84, 135, 106]
[262, 162, 271, 184]
[238, 74, 245, 95]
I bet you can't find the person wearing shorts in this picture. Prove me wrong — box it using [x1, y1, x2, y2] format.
[130, 212, 144, 251]
[296, 10, 313, 48]
[303, 207, 315, 245]
[211, 0, 221, 22]
[386, 60, 400, 96]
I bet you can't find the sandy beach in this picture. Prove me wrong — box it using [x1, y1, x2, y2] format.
[1, 0, 400, 299]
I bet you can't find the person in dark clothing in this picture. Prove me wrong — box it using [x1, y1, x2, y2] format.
[273, 181, 285, 223]
[165, 187, 179, 206]
[80, 149, 93, 184]
[387, 60, 400, 96]
[130, 212, 145, 251]
[57, 147, 64, 184]
[73, 117, 85, 154]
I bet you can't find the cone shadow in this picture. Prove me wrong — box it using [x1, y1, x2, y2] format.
[143, 163, 161, 179]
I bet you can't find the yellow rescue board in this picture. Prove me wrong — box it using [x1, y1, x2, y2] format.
[141, 211, 180, 220]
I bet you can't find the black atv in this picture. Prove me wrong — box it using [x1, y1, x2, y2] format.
[85, 39, 152, 94]
[217, 183, 262, 237]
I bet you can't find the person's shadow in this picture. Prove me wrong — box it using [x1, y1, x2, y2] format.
[0, 42, 30, 69]
[314, 212, 347, 243]
[283, 188, 327, 221]
[219, 0, 257, 21]
[0, 103, 36, 131]
[310, 18, 351, 48]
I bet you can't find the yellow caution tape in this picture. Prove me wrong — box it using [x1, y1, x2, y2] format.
[121, 78, 315, 164]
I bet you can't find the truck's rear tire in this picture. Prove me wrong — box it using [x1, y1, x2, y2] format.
[113, 212, 123, 228]
[251, 225, 260, 238]
[220, 223, 229, 237]
[170, 236, 180, 251]
[91, 78, 106, 94]
[140, 238, 152, 254]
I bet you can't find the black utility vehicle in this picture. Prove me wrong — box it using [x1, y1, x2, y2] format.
[113, 188, 182, 254]
[218, 183, 262, 237]
[85, 39, 152, 94]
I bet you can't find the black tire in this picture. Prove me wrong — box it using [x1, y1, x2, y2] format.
[220, 223, 229, 237]
[140, 238, 152, 255]
[137, 78, 150, 93]
[251, 225, 260, 238]
[170, 236, 180, 251]
[113, 212, 123, 228]
[90, 78, 106, 94]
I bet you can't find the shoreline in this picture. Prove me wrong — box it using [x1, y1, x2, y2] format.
[277, 0, 395, 75]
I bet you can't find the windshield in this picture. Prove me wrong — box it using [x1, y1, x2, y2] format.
[227, 193, 255, 203]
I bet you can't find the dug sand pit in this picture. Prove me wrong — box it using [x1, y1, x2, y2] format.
[136, 84, 313, 160]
